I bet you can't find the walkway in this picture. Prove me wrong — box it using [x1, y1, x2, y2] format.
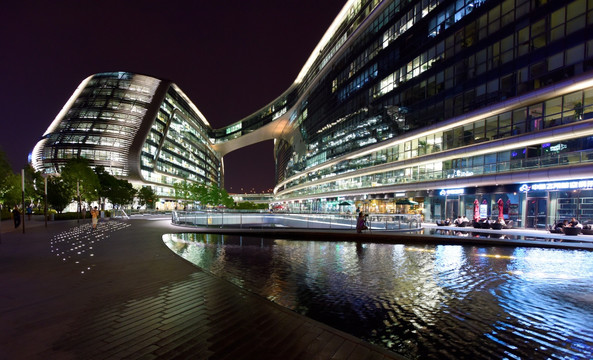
[0, 216, 405, 360]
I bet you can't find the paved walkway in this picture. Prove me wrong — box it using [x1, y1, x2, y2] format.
[0, 217, 405, 360]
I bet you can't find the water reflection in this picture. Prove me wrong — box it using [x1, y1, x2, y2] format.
[163, 233, 593, 359]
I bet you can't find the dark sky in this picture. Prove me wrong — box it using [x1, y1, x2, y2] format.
[0, 0, 346, 193]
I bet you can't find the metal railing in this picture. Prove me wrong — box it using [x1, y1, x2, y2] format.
[171, 211, 422, 231]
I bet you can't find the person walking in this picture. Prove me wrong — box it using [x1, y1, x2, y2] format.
[12, 205, 21, 228]
[90, 206, 99, 229]
[26, 205, 32, 221]
[356, 212, 368, 233]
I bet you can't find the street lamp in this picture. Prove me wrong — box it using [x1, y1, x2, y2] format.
[21, 169, 25, 234]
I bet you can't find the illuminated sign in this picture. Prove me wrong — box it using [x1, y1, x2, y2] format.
[520, 180, 593, 192]
[439, 188, 465, 196]
[446, 170, 475, 178]
[395, 192, 406, 197]
[549, 143, 567, 152]
[225, 123, 242, 134]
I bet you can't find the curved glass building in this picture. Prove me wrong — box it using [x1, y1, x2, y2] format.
[32, 72, 221, 199]
[33, 0, 593, 226]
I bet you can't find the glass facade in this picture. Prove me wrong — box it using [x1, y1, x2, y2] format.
[32, 72, 222, 198]
[262, 0, 593, 227]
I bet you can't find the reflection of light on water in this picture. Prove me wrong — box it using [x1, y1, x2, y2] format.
[406, 247, 436, 253]
[510, 248, 593, 282]
[162, 233, 593, 360]
[508, 270, 581, 281]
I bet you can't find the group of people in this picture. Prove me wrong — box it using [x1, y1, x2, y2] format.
[552, 217, 581, 232]
[10, 204, 100, 230]
[453, 215, 470, 226]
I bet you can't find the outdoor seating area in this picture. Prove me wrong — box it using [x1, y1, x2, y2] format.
[548, 219, 590, 236]
[472, 219, 513, 230]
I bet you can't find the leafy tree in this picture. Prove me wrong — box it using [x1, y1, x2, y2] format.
[94, 166, 135, 208]
[189, 183, 210, 206]
[107, 178, 136, 207]
[0, 149, 19, 210]
[220, 188, 235, 208]
[47, 176, 72, 213]
[173, 178, 190, 206]
[208, 185, 222, 207]
[0, 174, 21, 208]
[137, 186, 159, 209]
[60, 158, 100, 205]
[23, 164, 45, 208]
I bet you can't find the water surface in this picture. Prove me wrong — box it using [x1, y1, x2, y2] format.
[163, 233, 593, 359]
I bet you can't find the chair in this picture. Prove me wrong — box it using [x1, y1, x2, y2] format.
[563, 227, 581, 236]
[480, 221, 492, 229]
[491, 222, 503, 230]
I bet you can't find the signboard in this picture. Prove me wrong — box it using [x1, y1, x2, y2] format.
[479, 204, 488, 219]
[439, 188, 465, 196]
[520, 180, 593, 192]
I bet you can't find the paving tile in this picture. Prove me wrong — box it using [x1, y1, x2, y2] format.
[0, 218, 405, 360]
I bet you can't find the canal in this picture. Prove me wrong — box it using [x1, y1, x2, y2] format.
[163, 233, 593, 359]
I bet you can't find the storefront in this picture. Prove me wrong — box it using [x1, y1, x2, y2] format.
[426, 178, 593, 228]
[426, 187, 523, 226]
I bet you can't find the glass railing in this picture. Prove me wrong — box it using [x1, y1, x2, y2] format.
[171, 211, 422, 231]
[280, 149, 593, 198]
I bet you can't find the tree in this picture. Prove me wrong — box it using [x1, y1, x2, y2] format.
[208, 185, 222, 207]
[189, 183, 210, 206]
[47, 176, 72, 213]
[173, 178, 190, 206]
[60, 158, 100, 205]
[107, 178, 136, 208]
[137, 186, 159, 209]
[0, 148, 20, 210]
[23, 164, 45, 208]
[94, 166, 135, 208]
[219, 188, 235, 208]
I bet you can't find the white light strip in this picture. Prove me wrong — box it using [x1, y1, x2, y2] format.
[172, 84, 211, 127]
[294, 0, 358, 84]
[31, 75, 93, 171]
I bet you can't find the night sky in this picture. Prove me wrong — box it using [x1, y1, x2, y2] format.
[0, 0, 346, 193]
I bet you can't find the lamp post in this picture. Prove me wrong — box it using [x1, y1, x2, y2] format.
[44, 176, 48, 228]
[77, 180, 80, 224]
[21, 169, 25, 234]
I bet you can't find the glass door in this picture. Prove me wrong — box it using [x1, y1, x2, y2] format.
[526, 198, 547, 229]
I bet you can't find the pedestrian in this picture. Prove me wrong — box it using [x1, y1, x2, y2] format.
[26, 205, 32, 221]
[90, 206, 99, 229]
[356, 212, 368, 233]
[12, 205, 21, 228]
[82, 206, 86, 219]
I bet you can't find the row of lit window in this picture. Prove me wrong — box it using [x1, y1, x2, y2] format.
[283, 88, 593, 191]
[332, 0, 443, 95]
[278, 139, 593, 199]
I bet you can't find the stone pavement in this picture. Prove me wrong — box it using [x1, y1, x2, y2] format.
[0, 217, 406, 360]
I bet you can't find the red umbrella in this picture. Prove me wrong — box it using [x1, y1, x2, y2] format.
[473, 199, 480, 221]
[497, 198, 504, 220]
